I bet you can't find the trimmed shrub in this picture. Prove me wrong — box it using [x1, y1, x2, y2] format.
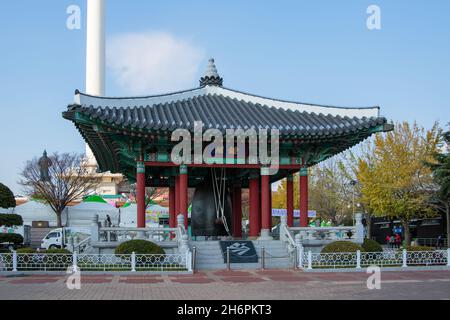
[46, 248, 71, 254]
[362, 239, 383, 252]
[16, 247, 35, 253]
[0, 214, 23, 227]
[321, 241, 364, 253]
[406, 246, 434, 252]
[115, 240, 165, 255]
[0, 233, 23, 245]
[0, 183, 15, 209]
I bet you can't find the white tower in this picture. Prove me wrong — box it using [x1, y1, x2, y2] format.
[85, 0, 105, 167]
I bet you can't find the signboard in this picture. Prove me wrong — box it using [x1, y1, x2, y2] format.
[219, 241, 258, 263]
[271, 209, 317, 218]
[145, 209, 169, 224]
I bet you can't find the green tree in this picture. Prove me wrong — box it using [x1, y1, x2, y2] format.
[357, 122, 442, 245]
[426, 129, 450, 247]
[0, 183, 16, 209]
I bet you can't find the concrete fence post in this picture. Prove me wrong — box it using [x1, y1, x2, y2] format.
[355, 213, 364, 244]
[299, 246, 304, 268]
[447, 248, 450, 267]
[280, 216, 287, 242]
[402, 249, 408, 268]
[91, 214, 99, 242]
[186, 250, 193, 272]
[293, 247, 298, 270]
[131, 252, 136, 272]
[72, 252, 78, 273]
[12, 251, 17, 272]
[307, 251, 312, 270]
[177, 214, 185, 230]
[192, 246, 197, 273]
[356, 250, 361, 269]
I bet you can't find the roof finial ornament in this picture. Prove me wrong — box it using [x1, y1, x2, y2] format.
[200, 58, 223, 87]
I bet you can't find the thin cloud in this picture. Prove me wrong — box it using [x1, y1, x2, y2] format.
[107, 31, 204, 95]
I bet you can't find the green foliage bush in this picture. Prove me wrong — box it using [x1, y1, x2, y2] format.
[16, 247, 35, 253]
[0, 248, 11, 253]
[406, 245, 434, 251]
[362, 239, 383, 252]
[0, 233, 24, 245]
[115, 240, 165, 255]
[46, 248, 71, 254]
[0, 214, 23, 227]
[0, 183, 15, 209]
[321, 241, 364, 253]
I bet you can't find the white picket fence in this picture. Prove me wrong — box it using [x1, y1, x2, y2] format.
[0, 252, 192, 272]
[297, 249, 450, 270]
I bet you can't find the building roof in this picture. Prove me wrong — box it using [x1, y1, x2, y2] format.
[65, 85, 388, 138]
[62, 59, 392, 181]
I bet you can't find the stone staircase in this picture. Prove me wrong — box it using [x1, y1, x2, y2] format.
[192, 240, 293, 270]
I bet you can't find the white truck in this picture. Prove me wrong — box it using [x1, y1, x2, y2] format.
[0, 225, 31, 250]
[41, 227, 91, 252]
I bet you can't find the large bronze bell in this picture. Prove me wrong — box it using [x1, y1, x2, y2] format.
[191, 179, 232, 237]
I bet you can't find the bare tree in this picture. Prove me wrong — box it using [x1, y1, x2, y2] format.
[18, 152, 100, 227]
[127, 183, 167, 209]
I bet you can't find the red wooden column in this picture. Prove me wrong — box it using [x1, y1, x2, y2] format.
[169, 185, 176, 228]
[136, 161, 146, 228]
[175, 175, 180, 217]
[286, 175, 294, 227]
[259, 167, 273, 240]
[300, 167, 309, 227]
[269, 188, 273, 229]
[248, 173, 260, 238]
[232, 185, 243, 238]
[179, 165, 189, 229]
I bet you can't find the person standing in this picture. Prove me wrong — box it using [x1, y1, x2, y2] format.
[395, 233, 401, 249]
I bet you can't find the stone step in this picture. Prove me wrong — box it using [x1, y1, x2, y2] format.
[195, 261, 293, 270]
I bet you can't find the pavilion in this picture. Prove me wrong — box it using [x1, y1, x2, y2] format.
[63, 59, 392, 240]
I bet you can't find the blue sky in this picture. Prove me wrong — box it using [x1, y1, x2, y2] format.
[0, 0, 449, 194]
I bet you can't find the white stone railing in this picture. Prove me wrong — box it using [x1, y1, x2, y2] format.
[0, 252, 191, 272]
[288, 213, 365, 245]
[98, 226, 179, 243]
[90, 214, 181, 244]
[291, 226, 357, 242]
[299, 249, 450, 270]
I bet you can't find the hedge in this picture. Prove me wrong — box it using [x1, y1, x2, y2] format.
[46, 248, 71, 254]
[406, 245, 434, 252]
[321, 241, 364, 253]
[362, 239, 383, 252]
[16, 247, 35, 253]
[0, 214, 23, 227]
[115, 240, 165, 255]
[0, 233, 24, 245]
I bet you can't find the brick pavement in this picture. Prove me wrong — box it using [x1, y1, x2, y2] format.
[0, 270, 449, 300]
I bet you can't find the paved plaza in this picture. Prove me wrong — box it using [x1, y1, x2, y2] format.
[1, 270, 450, 300]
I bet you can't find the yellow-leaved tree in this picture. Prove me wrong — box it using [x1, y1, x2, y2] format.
[357, 122, 442, 245]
